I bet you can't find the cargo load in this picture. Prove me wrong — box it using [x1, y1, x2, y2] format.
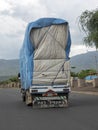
[19, 18, 71, 108]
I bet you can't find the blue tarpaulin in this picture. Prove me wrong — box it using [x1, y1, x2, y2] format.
[85, 75, 98, 80]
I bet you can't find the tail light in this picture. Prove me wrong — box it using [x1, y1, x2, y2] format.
[32, 89, 38, 93]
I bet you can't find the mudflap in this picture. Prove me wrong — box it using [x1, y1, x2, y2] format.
[32, 96, 68, 108]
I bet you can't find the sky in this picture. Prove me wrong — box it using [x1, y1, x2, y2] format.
[0, 0, 98, 59]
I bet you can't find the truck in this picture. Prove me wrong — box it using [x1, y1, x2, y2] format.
[19, 18, 71, 108]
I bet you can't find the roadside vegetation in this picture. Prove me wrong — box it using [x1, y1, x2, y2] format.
[79, 8, 98, 49]
[71, 69, 97, 79]
[0, 76, 19, 85]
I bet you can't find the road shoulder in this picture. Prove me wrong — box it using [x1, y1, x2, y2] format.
[71, 86, 98, 96]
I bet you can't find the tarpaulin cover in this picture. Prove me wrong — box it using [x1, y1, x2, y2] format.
[85, 75, 98, 80]
[20, 18, 71, 89]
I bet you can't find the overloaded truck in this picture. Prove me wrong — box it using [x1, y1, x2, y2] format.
[19, 18, 71, 108]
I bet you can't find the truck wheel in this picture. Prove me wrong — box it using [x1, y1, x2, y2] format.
[22, 94, 26, 102]
[26, 91, 32, 106]
[66, 93, 69, 101]
[21, 89, 26, 102]
[65, 93, 69, 107]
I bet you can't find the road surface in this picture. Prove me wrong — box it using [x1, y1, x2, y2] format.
[0, 88, 98, 130]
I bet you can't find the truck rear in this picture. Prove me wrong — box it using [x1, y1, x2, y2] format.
[20, 18, 71, 108]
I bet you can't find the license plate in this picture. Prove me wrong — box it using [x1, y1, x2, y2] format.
[33, 99, 67, 108]
[42, 89, 57, 97]
[39, 96, 61, 100]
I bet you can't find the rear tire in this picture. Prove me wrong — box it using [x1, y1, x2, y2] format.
[64, 93, 69, 107]
[22, 94, 26, 102]
[66, 93, 69, 101]
[21, 89, 26, 102]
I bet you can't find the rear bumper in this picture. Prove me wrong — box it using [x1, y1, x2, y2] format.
[29, 85, 70, 95]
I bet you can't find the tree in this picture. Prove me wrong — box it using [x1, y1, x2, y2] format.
[78, 69, 96, 79]
[71, 72, 78, 77]
[79, 8, 98, 49]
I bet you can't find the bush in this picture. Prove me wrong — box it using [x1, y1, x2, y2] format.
[0, 76, 18, 85]
[71, 72, 78, 77]
[9, 76, 18, 82]
[78, 69, 96, 79]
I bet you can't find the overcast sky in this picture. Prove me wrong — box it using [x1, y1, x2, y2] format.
[0, 0, 98, 59]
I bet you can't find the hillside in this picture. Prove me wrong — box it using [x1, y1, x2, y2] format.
[0, 59, 19, 77]
[0, 51, 98, 81]
[70, 51, 98, 72]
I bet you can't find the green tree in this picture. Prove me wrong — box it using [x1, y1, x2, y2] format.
[71, 72, 78, 77]
[78, 69, 96, 79]
[79, 8, 98, 49]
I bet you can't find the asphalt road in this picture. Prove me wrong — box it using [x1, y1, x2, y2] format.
[0, 88, 98, 130]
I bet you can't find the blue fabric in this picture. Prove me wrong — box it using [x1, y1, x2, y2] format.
[85, 75, 98, 80]
[65, 29, 71, 60]
[20, 18, 71, 89]
[29, 18, 68, 28]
